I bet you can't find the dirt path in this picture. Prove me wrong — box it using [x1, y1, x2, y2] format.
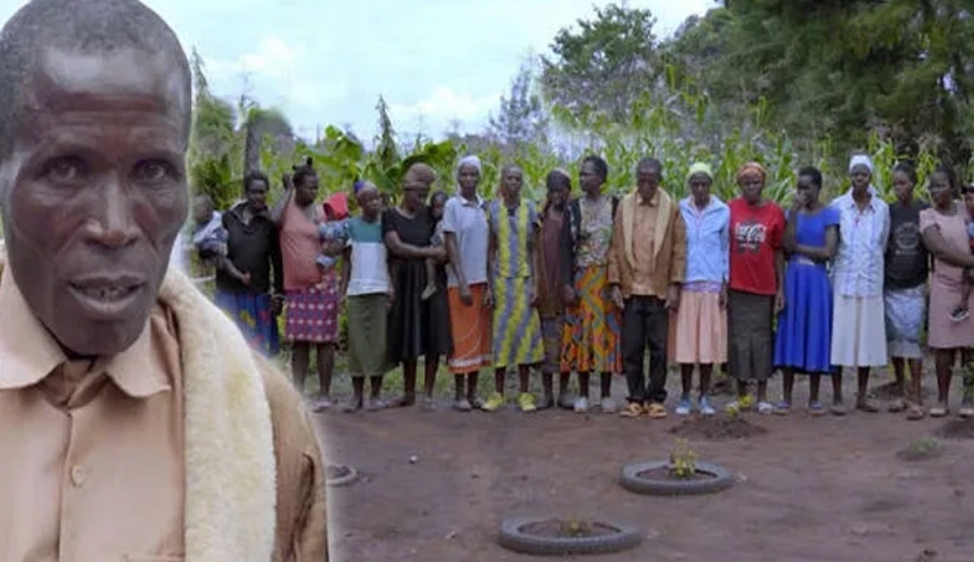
[319, 376, 974, 562]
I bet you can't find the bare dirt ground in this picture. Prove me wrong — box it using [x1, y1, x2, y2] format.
[312, 365, 974, 562]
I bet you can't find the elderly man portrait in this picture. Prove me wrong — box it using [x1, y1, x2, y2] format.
[0, 1, 328, 561]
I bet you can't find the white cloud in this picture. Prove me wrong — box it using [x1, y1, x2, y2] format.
[205, 33, 347, 119]
[387, 86, 500, 136]
[0, 0, 715, 141]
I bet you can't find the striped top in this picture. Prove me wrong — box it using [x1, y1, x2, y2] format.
[489, 199, 538, 279]
[345, 216, 390, 296]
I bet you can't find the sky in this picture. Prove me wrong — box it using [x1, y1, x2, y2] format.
[0, 0, 716, 142]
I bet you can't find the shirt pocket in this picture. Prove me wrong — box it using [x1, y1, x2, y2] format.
[123, 556, 184, 562]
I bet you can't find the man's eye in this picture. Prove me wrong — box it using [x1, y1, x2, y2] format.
[44, 157, 85, 183]
[133, 160, 175, 183]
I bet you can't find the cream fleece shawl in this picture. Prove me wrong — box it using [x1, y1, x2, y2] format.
[619, 187, 674, 269]
[0, 249, 277, 562]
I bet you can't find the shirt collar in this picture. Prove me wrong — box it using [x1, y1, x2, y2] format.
[638, 189, 660, 206]
[0, 268, 171, 398]
[454, 192, 484, 207]
[681, 195, 721, 213]
[840, 191, 878, 212]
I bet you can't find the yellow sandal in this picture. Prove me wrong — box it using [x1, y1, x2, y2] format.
[645, 402, 668, 419]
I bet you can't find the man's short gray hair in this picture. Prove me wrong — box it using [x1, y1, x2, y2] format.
[0, 0, 192, 157]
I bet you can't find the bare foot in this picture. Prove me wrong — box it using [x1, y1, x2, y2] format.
[388, 395, 416, 408]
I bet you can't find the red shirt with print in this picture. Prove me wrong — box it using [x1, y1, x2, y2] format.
[728, 197, 785, 295]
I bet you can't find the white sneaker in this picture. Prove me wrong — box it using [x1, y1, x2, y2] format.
[600, 397, 618, 414]
[573, 396, 589, 413]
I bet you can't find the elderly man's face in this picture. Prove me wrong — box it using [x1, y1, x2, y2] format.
[0, 47, 189, 356]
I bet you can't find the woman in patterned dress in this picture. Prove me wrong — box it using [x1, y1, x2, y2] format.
[482, 165, 545, 413]
[272, 158, 342, 411]
[559, 155, 622, 414]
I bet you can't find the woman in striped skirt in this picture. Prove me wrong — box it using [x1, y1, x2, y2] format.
[482, 165, 545, 412]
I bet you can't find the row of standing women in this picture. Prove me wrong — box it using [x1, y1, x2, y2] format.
[202, 153, 974, 420]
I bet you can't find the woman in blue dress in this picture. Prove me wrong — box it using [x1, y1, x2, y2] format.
[774, 166, 841, 414]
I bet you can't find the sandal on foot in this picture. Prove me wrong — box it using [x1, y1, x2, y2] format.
[929, 405, 948, 418]
[342, 401, 363, 413]
[620, 402, 643, 418]
[856, 399, 880, 413]
[959, 404, 974, 418]
[906, 404, 926, 420]
[645, 402, 668, 419]
[420, 396, 436, 412]
[830, 403, 847, 416]
[808, 402, 826, 416]
[366, 398, 387, 411]
[757, 401, 774, 415]
[888, 398, 907, 413]
[481, 392, 506, 412]
[311, 397, 332, 413]
[517, 392, 538, 413]
[453, 399, 472, 412]
[388, 396, 415, 408]
[773, 401, 791, 416]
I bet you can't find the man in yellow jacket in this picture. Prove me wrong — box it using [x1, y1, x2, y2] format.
[608, 157, 687, 420]
[0, 1, 328, 561]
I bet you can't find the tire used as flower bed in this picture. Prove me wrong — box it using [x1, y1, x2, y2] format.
[497, 516, 643, 556]
[619, 461, 733, 496]
[325, 464, 359, 487]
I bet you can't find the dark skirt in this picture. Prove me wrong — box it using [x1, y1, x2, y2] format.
[387, 258, 452, 363]
[214, 290, 281, 356]
[347, 293, 391, 377]
[727, 289, 774, 381]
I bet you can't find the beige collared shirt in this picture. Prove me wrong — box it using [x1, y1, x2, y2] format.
[0, 271, 185, 561]
[632, 191, 660, 296]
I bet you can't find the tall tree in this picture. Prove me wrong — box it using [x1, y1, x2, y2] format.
[674, 0, 974, 161]
[540, 3, 662, 123]
[488, 59, 549, 150]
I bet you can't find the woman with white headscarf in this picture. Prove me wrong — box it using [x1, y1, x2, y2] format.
[441, 155, 492, 411]
[829, 154, 890, 414]
[669, 162, 728, 417]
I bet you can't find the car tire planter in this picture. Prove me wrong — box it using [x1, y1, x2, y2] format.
[497, 516, 643, 556]
[619, 461, 733, 496]
[325, 464, 359, 487]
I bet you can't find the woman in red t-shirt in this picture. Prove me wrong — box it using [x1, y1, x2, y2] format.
[726, 162, 786, 414]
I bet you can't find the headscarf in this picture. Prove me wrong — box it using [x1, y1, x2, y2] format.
[322, 192, 348, 220]
[403, 162, 436, 189]
[736, 162, 766, 184]
[846, 155, 879, 197]
[353, 180, 377, 196]
[686, 162, 714, 184]
[457, 155, 482, 174]
[547, 167, 571, 187]
[848, 154, 874, 174]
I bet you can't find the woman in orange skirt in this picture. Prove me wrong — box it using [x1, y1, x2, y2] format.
[442, 155, 492, 411]
[669, 163, 729, 416]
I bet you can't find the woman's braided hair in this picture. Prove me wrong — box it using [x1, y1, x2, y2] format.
[292, 156, 316, 188]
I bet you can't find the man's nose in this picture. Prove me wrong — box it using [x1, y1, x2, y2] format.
[84, 178, 139, 248]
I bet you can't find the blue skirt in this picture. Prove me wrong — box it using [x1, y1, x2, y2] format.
[214, 290, 281, 357]
[773, 259, 833, 373]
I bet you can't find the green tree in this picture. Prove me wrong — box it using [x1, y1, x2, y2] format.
[676, 0, 974, 163]
[488, 59, 549, 152]
[540, 3, 662, 123]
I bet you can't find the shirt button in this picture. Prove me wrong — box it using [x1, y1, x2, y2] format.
[70, 465, 86, 487]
